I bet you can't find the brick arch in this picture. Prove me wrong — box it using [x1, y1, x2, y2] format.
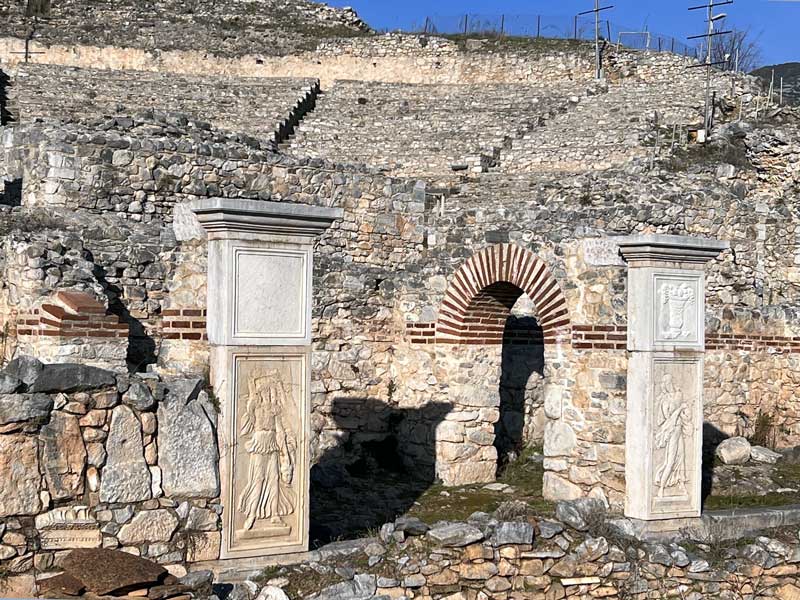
[436, 244, 570, 344]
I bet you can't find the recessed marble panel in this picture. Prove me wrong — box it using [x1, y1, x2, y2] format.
[233, 248, 308, 341]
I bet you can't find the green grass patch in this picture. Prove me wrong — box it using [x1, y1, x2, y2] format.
[704, 461, 800, 511]
[408, 446, 553, 524]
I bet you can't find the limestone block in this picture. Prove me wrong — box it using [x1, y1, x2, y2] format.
[542, 472, 583, 503]
[543, 421, 577, 457]
[28, 363, 117, 394]
[186, 531, 221, 562]
[40, 411, 87, 500]
[185, 507, 219, 532]
[435, 420, 465, 443]
[750, 445, 781, 464]
[0, 574, 35, 598]
[117, 509, 178, 546]
[123, 382, 155, 411]
[158, 380, 219, 498]
[100, 406, 151, 503]
[0, 434, 42, 517]
[491, 522, 535, 546]
[427, 523, 484, 547]
[0, 393, 53, 427]
[3, 355, 43, 386]
[0, 374, 22, 394]
[60, 548, 168, 596]
[716, 437, 751, 465]
[439, 459, 496, 487]
[172, 202, 206, 241]
[256, 587, 291, 600]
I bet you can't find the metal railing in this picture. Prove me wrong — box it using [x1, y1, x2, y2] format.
[379, 14, 697, 57]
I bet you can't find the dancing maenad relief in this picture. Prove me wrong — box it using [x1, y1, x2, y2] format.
[236, 369, 297, 538]
[653, 373, 691, 499]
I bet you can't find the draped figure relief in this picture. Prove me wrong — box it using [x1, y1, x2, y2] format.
[236, 369, 297, 537]
[653, 373, 691, 499]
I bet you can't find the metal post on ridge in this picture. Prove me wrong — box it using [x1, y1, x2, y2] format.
[577, 1, 614, 80]
[9, 15, 46, 64]
[687, 0, 734, 136]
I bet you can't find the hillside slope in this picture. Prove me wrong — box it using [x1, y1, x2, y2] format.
[0, 0, 371, 57]
[752, 62, 800, 106]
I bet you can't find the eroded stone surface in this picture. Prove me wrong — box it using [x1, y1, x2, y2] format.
[40, 411, 86, 500]
[60, 548, 168, 595]
[99, 405, 151, 503]
[0, 393, 53, 426]
[716, 436, 752, 465]
[427, 523, 484, 547]
[0, 434, 42, 517]
[117, 509, 179, 546]
[158, 380, 219, 498]
[28, 363, 117, 393]
[750, 445, 781, 464]
[123, 382, 156, 412]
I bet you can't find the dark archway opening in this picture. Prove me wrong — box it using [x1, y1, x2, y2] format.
[497, 313, 545, 470]
[460, 281, 546, 472]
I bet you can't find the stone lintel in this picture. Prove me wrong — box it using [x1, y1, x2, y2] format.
[618, 234, 729, 267]
[190, 198, 344, 239]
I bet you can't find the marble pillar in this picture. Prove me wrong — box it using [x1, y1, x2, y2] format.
[619, 235, 727, 521]
[192, 199, 342, 559]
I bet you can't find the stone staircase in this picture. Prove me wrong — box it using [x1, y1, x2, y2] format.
[287, 79, 581, 181]
[494, 77, 726, 174]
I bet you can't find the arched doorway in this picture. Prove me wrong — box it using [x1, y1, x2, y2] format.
[435, 244, 571, 485]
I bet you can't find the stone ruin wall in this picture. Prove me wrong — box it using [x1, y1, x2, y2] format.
[4, 122, 799, 508]
[0, 34, 714, 88]
[0, 30, 797, 566]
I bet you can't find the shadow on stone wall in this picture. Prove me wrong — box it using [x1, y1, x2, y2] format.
[309, 397, 452, 546]
[90, 263, 157, 373]
[701, 422, 729, 505]
[496, 316, 544, 470]
[0, 178, 22, 207]
[0, 68, 10, 125]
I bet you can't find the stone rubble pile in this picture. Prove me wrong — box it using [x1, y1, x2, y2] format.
[234, 499, 800, 599]
[716, 436, 783, 465]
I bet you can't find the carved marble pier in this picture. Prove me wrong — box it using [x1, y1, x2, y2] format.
[619, 235, 728, 521]
[192, 199, 342, 559]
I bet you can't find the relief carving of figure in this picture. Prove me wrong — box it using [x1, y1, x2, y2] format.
[238, 369, 296, 532]
[653, 373, 691, 498]
[660, 283, 695, 340]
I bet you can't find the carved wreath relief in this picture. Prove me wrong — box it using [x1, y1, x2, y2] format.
[652, 373, 692, 499]
[659, 283, 695, 340]
[235, 368, 298, 541]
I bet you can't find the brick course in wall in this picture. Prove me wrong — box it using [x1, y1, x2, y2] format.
[16, 292, 129, 339]
[161, 308, 208, 342]
[409, 324, 800, 353]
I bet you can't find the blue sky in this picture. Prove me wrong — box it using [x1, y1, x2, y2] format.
[327, 0, 799, 67]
